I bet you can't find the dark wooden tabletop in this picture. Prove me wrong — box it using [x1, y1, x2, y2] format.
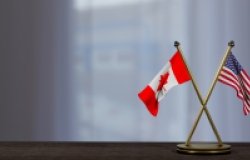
[0, 142, 249, 160]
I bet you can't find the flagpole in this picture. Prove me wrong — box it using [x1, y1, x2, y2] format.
[175, 41, 233, 154]
[180, 41, 234, 146]
[174, 41, 204, 110]
[174, 41, 233, 146]
[174, 41, 221, 145]
[203, 41, 235, 106]
[174, 42, 206, 145]
[196, 41, 234, 145]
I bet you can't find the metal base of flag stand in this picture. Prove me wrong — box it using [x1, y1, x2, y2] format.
[176, 143, 231, 154]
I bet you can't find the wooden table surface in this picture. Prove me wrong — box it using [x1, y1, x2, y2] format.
[0, 142, 249, 160]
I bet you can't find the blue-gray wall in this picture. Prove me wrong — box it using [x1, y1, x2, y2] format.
[0, 0, 249, 141]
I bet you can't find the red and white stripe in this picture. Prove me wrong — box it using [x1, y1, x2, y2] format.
[219, 67, 250, 115]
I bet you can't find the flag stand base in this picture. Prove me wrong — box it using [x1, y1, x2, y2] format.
[176, 143, 231, 154]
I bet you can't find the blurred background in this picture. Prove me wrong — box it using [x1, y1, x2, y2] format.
[0, 0, 250, 141]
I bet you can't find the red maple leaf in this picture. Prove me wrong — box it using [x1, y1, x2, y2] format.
[157, 72, 169, 92]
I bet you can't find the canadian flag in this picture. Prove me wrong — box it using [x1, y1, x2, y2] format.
[138, 51, 191, 116]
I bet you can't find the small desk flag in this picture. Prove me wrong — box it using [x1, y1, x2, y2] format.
[138, 51, 191, 116]
[218, 53, 250, 115]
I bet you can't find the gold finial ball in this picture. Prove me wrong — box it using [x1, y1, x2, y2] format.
[174, 41, 180, 47]
[228, 40, 235, 47]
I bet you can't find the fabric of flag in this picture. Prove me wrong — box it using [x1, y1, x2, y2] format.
[218, 53, 250, 115]
[138, 51, 191, 116]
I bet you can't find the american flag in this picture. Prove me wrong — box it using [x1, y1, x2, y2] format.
[218, 53, 250, 115]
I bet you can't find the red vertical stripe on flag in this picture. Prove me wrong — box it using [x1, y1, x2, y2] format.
[170, 51, 191, 84]
[138, 86, 158, 116]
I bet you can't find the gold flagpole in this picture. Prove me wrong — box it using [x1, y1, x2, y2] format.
[174, 41, 223, 146]
[174, 41, 203, 112]
[204, 41, 235, 106]
[185, 41, 235, 146]
[176, 41, 234, 154]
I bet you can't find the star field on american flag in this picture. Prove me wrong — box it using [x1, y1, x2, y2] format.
[224, 54, 243, 75]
